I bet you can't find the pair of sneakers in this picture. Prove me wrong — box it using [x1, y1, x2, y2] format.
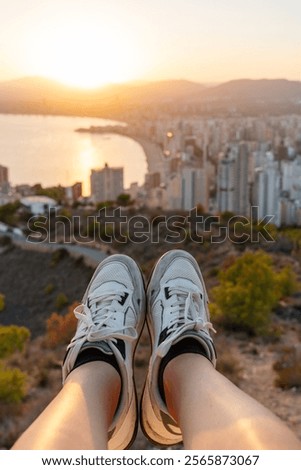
[62, 249, 217, 449]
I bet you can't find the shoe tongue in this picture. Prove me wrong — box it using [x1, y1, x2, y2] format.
[81, 341, 113, 355]
[81, 339, 126, 360]
[93, 281, 124, 296]
[166, 278, 199, 291]
[91, 282, 126, 312]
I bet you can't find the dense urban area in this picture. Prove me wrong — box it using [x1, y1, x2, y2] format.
[2, 113, 301, 230]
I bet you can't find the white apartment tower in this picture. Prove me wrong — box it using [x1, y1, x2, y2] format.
[282, 155, 301, 201]
[279, 155, 301, 226]
[253, 152, 281, 226]
[217, 143, 250, 216]
[233, 143, 250, 216]
[181, 167, 208, 211]
[217, 151, 235, 212]
[90, 163, 124, 202]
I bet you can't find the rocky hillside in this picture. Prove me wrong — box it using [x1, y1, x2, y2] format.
[0, 239, 301, 449]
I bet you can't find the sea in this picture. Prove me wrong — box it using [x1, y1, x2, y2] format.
[0, 114, 148, 196]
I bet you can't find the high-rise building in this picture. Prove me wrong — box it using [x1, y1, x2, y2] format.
[166, 173, 182, 210]
[253, 152, 281, 226]
[145, 172, 161, 190]
[233, 143, 250, 216]
[90, 163, 124, 202]
[165, 167, 208, 211]
[282, 156, 301, 202]
[217, 143, 250, 216]
[65, 182, 83, 204]
[181, 167, 208, 211]
[217, 151, 235, 213]
[279, 196, 296, 226]
[0, 164, 9, 194]
[278, 155, 301, 226]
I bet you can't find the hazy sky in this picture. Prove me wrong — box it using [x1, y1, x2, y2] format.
[0, 0, 301, 87]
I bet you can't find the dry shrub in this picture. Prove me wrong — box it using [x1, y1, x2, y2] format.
[46, 302, 79, 348]
[216, 351, 243, 386]
[0, 402, 22, 422]
[0, 397, 26, 449]
[273, 344, 301, 389]
[214, 335, 243, 386]
[27, 353, 60, 388]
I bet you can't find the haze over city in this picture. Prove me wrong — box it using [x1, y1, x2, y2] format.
[1, 0, 301, 88]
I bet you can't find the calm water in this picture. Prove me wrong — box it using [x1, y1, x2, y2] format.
[0, 114, 147, 195]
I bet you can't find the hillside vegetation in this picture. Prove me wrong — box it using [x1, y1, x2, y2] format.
[1, 224, 301, 448]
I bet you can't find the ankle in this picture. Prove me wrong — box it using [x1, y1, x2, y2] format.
[163, 354, 212, 423]
[65, 360, 121, 390]
[163, 352, 212, 395]
[158, 338, 211, 403]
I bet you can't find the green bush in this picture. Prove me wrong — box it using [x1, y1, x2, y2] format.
[116, 193, 134, 207]
[0, 200, 21, 225]
[0, 325, 30, 359]
[44, 283, 55, 295]
[50, 248, 69, 267]
[0, 294, 5, 312]
[275, 265, 299, 298]
[0, 365, 27, 403]
[55, 292, 69, 310]
[211, 251, 298, 335]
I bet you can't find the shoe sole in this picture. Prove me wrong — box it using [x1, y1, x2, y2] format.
[140, 249, 210, 447]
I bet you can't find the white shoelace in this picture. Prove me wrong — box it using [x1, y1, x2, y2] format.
[157, 286, 216, 358]
[66, 289, 138, 370]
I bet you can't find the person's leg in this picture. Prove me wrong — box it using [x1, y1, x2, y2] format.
[164, 353, 301, 450]
[12, 362, 120, 450]
[12, 254, 145, 450]
[141, 249, 217, 446]
[141, 249, 301, 450]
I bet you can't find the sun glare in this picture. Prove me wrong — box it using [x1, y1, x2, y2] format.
[27, 17, 144, 89]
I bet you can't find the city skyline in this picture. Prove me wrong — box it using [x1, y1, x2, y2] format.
[1, 0, 301, 88]
[3, 112, 301, 227]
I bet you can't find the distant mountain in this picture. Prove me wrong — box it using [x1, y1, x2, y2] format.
[0, 76, 301, 117]
[0, 77, 206, 117]
[0, 76, 73, 101]
[0, 76, 89, 116]
[205, 79, 301, 102]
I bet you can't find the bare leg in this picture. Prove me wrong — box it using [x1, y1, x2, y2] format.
[164, 354, 301, 450]
[12, 362, 121, 450]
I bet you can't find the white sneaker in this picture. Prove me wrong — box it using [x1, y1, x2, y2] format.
[62, 254, 145, 450]
[141, 249, 216, 446]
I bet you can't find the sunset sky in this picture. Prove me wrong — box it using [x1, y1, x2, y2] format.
[0, 0, 300, 88]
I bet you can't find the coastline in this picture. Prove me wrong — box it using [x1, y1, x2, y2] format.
[75, 125, 165, 175]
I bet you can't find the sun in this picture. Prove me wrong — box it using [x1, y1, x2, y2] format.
[46, 29, 137, 89]
[27, 18, 145, 89]
[48, 33, 136, 89]
[47, 42, 134, 89]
